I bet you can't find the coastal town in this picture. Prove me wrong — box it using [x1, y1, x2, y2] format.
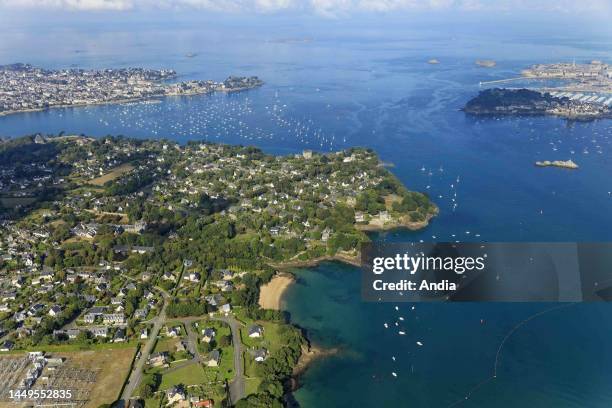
[470, 61, 612, 120]
[0, 64, 263, 116]
[521, 60, 612, 93]
[463, 88, 612, 120]
[0, 134, 436, 407]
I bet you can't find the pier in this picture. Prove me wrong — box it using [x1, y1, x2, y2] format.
[478, 77, 529, 86]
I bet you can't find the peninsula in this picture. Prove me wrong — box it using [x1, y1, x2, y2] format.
[464, 88, 612, 120]
[0, 134, 435, 407]
[0, 63, 263, 116]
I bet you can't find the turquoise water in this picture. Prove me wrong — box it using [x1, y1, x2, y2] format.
[284, 263, 612, 407]
[1, 15, 612, 407]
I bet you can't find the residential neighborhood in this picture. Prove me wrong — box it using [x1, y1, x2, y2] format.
[0, 134, 435, 407]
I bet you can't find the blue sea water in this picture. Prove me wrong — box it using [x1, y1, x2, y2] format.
[283, 264, 612, 407]
[1, 13, 612, 407]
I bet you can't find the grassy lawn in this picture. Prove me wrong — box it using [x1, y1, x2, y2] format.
[215, 344, 234, 381]
[4, 340, 138, 354]
[244, 353, 259, 378]
[143, 396, 163, 408]
[153, 337, 179, 354]
[159, 363, 207, 390]
[244, 377, 262, 397]
[241, 321, 284, 354]
[191, 319, 235, 383]
[89, 163, 134, 186]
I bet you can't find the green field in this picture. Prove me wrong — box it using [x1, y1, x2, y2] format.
[244, 377, 262, 397]
[153, 337, 179, 354]
[240, 320, 284, 354]
[194, 319, 235, 382]
[2, 340, 139, 354]
[159, 363, 207, 389]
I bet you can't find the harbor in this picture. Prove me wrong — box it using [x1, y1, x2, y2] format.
[479, 61, 612, 105]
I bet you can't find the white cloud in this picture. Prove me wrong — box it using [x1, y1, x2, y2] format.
[1, 0, 136, 10]
[0, 0, 610, 15]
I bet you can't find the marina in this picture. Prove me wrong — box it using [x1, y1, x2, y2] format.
[548, 90, 612, 106]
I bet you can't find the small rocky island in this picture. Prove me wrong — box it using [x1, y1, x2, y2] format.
[535, 160, 579, 169]
[476, 60, 496, 68]
[464, 88, 612, 120]
[0, 63, 263, 116]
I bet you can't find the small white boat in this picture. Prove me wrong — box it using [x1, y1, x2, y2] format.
[394, 306, 399, 311]
[399, 317, 404, 321]
[399, 331, 406, 335]
[416, 341, 423, 346]
[392, 372, 398, 377]
[384, 323, 389, 328]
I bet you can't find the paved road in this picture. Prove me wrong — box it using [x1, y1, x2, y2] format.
[214, 316, 245, 404]
[120, 286, 170, 403]
[177, 315, 246, 403]
[161, 358, 197, 374]
[115, 274, 245, 405]
[184, 319, 201, 363]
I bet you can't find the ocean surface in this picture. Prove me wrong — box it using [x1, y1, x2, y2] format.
[1, 14, 612, 407]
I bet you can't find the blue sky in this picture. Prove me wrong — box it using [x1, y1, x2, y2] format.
[0, 0, 610, 17]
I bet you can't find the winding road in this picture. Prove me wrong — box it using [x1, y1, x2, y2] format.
[117, 268, 245, 405]
[173, 315, 246, 403]
[120, 285, 170, 403]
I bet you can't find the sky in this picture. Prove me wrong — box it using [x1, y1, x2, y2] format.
[0, 0, 611, 17]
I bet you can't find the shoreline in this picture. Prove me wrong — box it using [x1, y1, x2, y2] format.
[0, 85, 261, 118]
[258, 273, 296, 310]
[270, 251, 362, 270]
[259, 252, 361, 312]
[257, 272, 342, 398]
[285, 344, 340, 406]
[463, 109, 612, 121]
[355, 211, 436, 232]
[292, 343, 339, 381]
[264, 216, 436, 381]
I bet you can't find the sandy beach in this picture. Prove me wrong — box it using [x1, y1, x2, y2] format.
[258, 273, 295, 310]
